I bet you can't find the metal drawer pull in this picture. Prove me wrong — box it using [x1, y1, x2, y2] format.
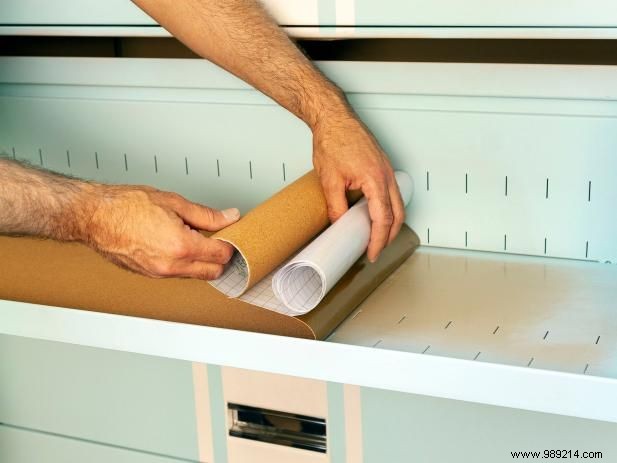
[228, 403, 327, 453]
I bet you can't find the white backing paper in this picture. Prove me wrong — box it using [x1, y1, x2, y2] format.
[211, 171, 413, 316]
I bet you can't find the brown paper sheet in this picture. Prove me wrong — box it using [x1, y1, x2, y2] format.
[0, 226, 418, 339]
[0, 169, 420, 339]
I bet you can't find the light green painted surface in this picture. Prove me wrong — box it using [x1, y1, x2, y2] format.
[0, 95, 312, 217]
[0, 0, 155, 25]
[318, 0, 335, 28]
[353, 0, 617, 26]
[0, 334, 199, 461]
[0, 425, 192, 463]
[361, 386, 617, 463]
[207, 364, 228, 463]
[326, 382, 346, 463]
[3, 0, 617, 27]
[2, 59, 617, 262]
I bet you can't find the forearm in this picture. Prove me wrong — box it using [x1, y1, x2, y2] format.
[0, 159, 97, 241]
[132, 0, 352, 129]
[134, 0, 404, 261]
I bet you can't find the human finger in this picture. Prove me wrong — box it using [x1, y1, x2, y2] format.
[182, 232, 235, 265]
[171, 260, 226, 280]
[167, 194, 240, 231]
[386, 173, 405, 244]
[363, 180, 394, 262]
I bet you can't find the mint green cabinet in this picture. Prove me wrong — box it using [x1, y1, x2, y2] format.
[0, 335, 200, 461]
[361, 387, 617, 463]
[0, 425, 187, 463]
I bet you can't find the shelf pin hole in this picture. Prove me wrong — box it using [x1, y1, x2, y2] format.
[544, 238, 547, 255]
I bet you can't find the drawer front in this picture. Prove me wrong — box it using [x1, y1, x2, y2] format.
[0, 335, 360, 463]
[361, 387, 617, 463]
[0, 425, 186, 463]
[0, 335, 200, 461]
[2, 0, 617, 27]
[0, 0, 314, 26]
[2, 333, 615, 462]
[221, 367, 329, 463]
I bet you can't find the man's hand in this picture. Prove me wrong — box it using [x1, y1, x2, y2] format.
[312, 114, 404, 262]
[0, 159, 238, 280]
[132, 0, 406, 261]
[87, 186, 239, 280]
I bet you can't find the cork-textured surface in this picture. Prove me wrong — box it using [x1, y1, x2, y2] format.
[0, 227, 418, 340]
[212, 170, 329, 294]
[0, 236, 314, 339]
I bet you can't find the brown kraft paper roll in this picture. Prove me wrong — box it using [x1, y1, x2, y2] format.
[212, 170, 329, 296]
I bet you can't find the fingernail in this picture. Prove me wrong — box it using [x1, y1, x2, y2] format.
[222, 208, 240, 221]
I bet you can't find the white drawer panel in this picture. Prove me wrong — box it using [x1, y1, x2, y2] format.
[2, 0, 617, 27]
[222, 367, 328, 418]
[0, 0, 317, 26]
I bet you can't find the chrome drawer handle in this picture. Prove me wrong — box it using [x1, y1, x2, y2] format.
[228, 403, 327, 453]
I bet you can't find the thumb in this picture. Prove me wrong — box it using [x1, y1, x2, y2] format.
[178, 202, 240, 231]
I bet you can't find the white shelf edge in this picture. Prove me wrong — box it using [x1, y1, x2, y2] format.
[2, 25, 617, 40]
[1, 299, 616, 424]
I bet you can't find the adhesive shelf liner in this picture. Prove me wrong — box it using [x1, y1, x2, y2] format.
[0, 170, 419, 340]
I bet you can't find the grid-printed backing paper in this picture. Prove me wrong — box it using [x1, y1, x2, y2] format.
[210, 252, 292, 315]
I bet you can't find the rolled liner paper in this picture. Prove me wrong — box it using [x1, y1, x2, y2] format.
[210, 171, 329, 298]
[272, 171, 414, 315]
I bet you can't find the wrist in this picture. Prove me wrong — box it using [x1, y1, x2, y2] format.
[70, 181, 105, 244]
[304, 84, 355, 132]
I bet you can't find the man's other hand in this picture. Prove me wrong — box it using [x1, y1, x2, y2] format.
[87, 185, 239, 280]
[312, 114, 405, 263]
